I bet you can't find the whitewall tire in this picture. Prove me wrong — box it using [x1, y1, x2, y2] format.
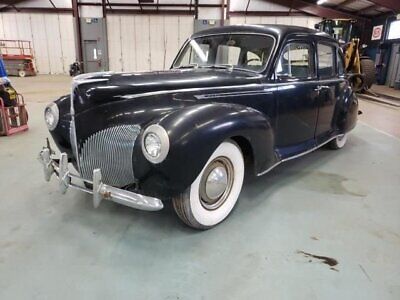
[173, 141, 245, 229]
[329, 134, 348, 150]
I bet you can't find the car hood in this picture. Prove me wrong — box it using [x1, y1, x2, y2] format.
[72, 68, 262, 114]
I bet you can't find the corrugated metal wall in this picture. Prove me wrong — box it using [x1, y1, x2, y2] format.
[0, 12, 321, 74]
[0, 12, 75, 74]
[107, 15, 194, 72]
[230, 16, 322, 29]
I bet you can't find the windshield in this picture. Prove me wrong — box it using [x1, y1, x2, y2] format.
[172, 34, 275, 73]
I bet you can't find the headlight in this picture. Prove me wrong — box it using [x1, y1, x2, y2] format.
[44, 103, 59, 131]
[142, 124, 169, 164]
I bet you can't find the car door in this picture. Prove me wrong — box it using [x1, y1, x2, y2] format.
[274, 40, 320, 159]
[315, 42, 345, 142]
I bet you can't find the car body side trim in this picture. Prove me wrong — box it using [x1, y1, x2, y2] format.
[257, 134, 343, 176]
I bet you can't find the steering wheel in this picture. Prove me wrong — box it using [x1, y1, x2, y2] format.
[244, 58, 261, 65]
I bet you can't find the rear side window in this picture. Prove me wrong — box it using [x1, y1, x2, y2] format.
[318, 43, 335, 78]
[276, 42, 314, 79]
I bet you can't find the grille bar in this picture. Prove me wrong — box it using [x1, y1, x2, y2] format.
[78, 125, 141, 187]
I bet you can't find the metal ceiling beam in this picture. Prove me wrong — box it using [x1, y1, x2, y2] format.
[101, 0, 106, 18]
[77, 2, 225, 8]
[48, 0, 56, 9]
[194, 0, 198, 19]
[0, 6, 72, 13]
[357, 4, 379, 15]
[221, 0, 225, 25]
[230, 11, 309, 16]
[334, 0, 357, 9]
[365, 0, 400, 11]
[106, 9, 195, 15]
[262, 0, 367, 21]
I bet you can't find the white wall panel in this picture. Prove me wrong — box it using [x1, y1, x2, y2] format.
[15, 13, 32, 41]
[135, 15, 151, 72]
[164, 16, 180, 68]
[108, 15, 193, 72]
[59, 14, 76, 73]
[260, 16, 277, 24]
[230, 16, 321, 29]
[2, 13, 18, 38]
[120, 15, 136, 72]
[149, 15, 166, 71]
[178, 16, 193, 49]
[0, 15, 5, 39]
[107, 15, 123, 72]
[0, 12, 75, 74]
[30, 14, 51, 74]
[45, 14, 64, 73]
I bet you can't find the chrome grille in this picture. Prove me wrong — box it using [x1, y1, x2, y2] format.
[79, 125, 141, 187]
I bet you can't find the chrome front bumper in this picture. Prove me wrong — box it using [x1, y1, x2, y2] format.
[38, 147, 163, 211]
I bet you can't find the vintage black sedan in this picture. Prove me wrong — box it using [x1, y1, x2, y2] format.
[39, 25, 358, 229]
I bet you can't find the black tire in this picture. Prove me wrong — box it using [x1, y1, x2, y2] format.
[360, 58, 375, 90]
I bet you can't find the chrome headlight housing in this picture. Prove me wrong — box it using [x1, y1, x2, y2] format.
[44, 103, 59, 131]
[141, 124, 169, 164]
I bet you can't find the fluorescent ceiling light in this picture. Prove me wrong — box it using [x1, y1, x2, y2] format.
[317, 0, 327, 4]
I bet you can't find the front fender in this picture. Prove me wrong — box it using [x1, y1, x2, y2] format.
[133, 103, 276, 197]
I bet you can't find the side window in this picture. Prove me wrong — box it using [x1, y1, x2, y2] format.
[318, 43, 335, 78]
[276, 42, 314, 79]
[337, 49, 345, 75]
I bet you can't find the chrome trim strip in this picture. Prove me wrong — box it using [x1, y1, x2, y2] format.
[257, 135, 343, 176]
[120, 79, 340, 101]
[70, 73, 114, 173]
[121, 83, 261, 100]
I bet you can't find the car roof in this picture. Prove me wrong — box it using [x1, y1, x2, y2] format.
[191, 24, 333, 42]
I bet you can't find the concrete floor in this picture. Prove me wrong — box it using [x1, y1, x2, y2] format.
[1, 75, 400, 299]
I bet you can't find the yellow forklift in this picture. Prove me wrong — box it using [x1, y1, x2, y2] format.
[315, 19, 376, 92]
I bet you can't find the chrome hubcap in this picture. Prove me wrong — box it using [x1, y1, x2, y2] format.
[205, 166, 228, 200]
[199, 157, 234, 210]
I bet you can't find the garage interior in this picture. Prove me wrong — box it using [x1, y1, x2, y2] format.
[0, 0, 400, 299]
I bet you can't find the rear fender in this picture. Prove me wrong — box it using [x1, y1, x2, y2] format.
[335, 84, 358, 132]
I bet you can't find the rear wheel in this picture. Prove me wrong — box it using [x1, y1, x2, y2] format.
[173, 141, 245, 229]
[329, 134, 348, 150]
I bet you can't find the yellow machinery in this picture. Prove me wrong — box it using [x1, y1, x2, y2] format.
[315, 19, 376, 92]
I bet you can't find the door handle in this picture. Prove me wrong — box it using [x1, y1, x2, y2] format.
[313, 86, 322, 92]
[314, 85, 330, 92]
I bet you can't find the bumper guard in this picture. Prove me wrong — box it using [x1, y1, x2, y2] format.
[38, 147, 163, 211]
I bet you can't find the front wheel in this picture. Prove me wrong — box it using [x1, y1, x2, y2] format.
[173, 141, 245, 229]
